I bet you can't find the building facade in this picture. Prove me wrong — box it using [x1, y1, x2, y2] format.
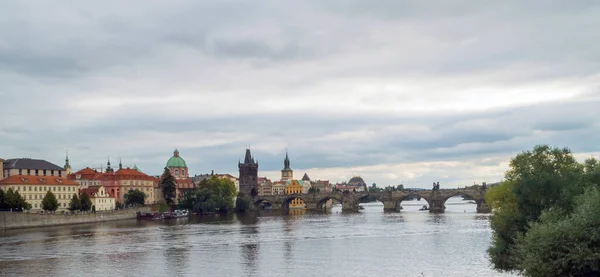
[284, 180, 305, 209]
[2, 158, 67, 179]
[0, 175, 79, 211]
[238, 148, 259, 195]
[80, 186, 115, 211]
[165, 149, 194, 201]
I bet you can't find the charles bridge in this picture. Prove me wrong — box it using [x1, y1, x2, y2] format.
[252, 187, 491, 213]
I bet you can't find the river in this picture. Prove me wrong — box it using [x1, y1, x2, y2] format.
[0, 196, 515, 277]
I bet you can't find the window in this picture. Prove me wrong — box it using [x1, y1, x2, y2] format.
[27, 169, 30, 175]
[52, 187, 56, 191]
[59, 171, 62, 177]
[19, 169, 22, 175]
[35, 170, 39, 176]
[28, 186, 31, 191]
[43, 170, 47, 176]
[28, 195, 31, 200]
[51, 170, 54, 176]
[35, 204, 37, 208]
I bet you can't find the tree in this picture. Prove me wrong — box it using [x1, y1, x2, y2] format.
[488, 144, 594, 274]
[0, 189, 7, 209]
[160, 167, 177, 206]
[193, 176, 237, 214]
[42, 191, 59, 212]
[80, 193, 92, 211]
[115, 201, 123, 209]
[397, 184, 404, 191]
[124, 190, 146, 206]
[308, 187, 320, 194]
[514, 187, 600, 276]
[68, 194, 81, 211]
[235, 192, 250, 213]
[3, 189, 29, 211]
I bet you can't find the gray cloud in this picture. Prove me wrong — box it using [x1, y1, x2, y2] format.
[0, 1, 599, 187]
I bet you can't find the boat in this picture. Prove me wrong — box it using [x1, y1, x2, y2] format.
[173, 209, 189, 218]
[358, 205, 365, 210]
[419, 205, 429, 211]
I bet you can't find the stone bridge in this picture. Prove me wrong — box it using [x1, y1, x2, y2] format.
[252, 188, 490, 213]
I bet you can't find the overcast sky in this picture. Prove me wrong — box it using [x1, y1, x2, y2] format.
[1, 1, 599, 188]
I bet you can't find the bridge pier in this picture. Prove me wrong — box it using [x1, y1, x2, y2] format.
[383, 200, 401, 211]
[428, 199, 445, 213]
[476, 200, 491, 213]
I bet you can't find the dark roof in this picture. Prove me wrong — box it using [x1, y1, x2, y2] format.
[3, 158, 64, 171]
[302, 173, 311, 181]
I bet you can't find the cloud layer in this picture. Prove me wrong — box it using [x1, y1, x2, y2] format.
[1, 1, 599, 187]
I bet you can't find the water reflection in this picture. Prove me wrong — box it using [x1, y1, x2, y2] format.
[0, 203, 515, 277]
[239, 214, 259, 276]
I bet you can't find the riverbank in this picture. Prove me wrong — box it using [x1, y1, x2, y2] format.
[0, 207, 151, 231]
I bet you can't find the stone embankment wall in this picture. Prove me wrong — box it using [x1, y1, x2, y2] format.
[0, 207, 152, 231]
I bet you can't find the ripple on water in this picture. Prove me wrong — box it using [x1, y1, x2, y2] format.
[0, 204, 516, 277]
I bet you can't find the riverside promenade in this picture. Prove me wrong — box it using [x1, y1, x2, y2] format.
[1, 207, 151, 231]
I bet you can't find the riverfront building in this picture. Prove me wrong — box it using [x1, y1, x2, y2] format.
[238, 148, 259, 195]
[2, 158, 67, 178]
[0, 175, 79, 211]
[165, 149, 194, 201]
[68, 157, 159, 205]
[79, 186, 115, 211]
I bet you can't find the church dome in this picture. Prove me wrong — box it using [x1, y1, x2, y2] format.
[348, 176, 366, 186]
[166, 149, 187, 168]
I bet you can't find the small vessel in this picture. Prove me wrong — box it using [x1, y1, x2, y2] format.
[172, 209, 189, 218]
[358, 205, 365, 210]
[419, 205, 429, 211]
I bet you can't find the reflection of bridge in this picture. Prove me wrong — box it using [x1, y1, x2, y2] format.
[253, 188, 490, 213]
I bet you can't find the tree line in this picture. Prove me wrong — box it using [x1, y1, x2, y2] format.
[487, 145, 600, 276]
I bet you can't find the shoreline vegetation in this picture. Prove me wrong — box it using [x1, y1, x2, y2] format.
[486, 145, 600, 277]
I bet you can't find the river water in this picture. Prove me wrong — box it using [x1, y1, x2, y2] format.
[0, 197, 515, 277]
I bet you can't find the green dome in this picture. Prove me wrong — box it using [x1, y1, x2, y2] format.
[166, 149, 187, 168]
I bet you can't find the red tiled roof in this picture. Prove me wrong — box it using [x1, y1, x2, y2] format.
[0, 175, 79, 186]
[79, 187, 100, 198]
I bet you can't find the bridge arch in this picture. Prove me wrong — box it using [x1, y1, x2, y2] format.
[253, 198, 275, 210]
[316, 195, 343, 210]
[395, 193, 432, 211]
[440, 190, 482, 213]
[282, 195, 307, 210]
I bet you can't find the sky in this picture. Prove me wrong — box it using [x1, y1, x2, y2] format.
[1, 1, 599, 188]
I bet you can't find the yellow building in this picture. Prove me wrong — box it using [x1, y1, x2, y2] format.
[0, 175, 79, 211]
[80, 186, 115, 211]
[285, 180, 305, 209]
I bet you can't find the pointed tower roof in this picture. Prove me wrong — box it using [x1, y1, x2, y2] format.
[302, 173, 310, 181]
[119, 158, 123, 170]
[282, 150, 292, 171]
[244, 148, 253, 164]
[64, 150, 71, 169]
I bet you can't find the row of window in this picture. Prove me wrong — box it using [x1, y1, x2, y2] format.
[6, 186, 75, 192]
[26, 194, 73, 200]
[15, 169, 63, 177]
[33, 202, 68, 208]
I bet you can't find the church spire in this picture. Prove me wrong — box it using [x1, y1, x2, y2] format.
[106, 156, 114, 173]
[283, 149, 291, 170]
[64, 150, 72, 175]
[119, 158, 123, 170]
[65, 150, 70, 167]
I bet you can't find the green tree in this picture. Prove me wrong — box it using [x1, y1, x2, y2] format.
[115, 201, 123, 209]
[0, 189, 7, 209]
[68, 194, 81, 211]
[124, 190, 146, 206]
[160, 167, 177, 206]
[193, 176, 236, 213]
[235, 192, 250, 213]
[308, 187, 320, 193]
[487, 145, 591, 273]
[514, 187, 600, 276]
[80, 193, 92, 211]
[42, 191, 59, 212]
